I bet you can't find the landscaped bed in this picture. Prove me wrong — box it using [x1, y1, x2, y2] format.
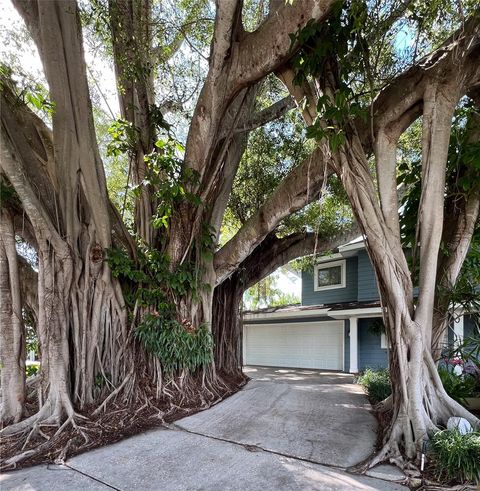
[357, 360, 480, 488]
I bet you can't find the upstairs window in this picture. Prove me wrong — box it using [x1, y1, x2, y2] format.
[314, 259, 346, 291]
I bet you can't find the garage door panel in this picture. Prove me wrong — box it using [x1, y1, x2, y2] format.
[244, 321, 343, 370]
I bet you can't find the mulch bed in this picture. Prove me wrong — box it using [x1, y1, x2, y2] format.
[1, 371, 248, 471]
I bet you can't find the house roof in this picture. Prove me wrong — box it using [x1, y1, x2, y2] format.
[314, 236, 366, 263]
[243, 300, 383, 321]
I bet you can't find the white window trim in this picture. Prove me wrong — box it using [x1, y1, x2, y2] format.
[314, 259, 346, 291]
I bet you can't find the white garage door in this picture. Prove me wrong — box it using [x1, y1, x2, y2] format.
[244, 321, 344, 370]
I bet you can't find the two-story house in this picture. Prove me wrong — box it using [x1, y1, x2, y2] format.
[242, 238, 477, 373]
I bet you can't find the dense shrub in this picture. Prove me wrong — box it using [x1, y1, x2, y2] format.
[430, 429, 480, 484]
[357, 368, 391, 404]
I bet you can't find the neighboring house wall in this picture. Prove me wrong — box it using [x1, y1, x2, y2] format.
[358, 318, 388, 369]
[246, 242, 476, 374]
[301, 251, 382, 305]
[302, 257, 358, 305]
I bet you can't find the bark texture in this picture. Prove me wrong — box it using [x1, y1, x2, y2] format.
[0, 209, 25, 424]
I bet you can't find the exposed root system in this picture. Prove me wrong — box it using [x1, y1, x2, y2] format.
[0, 370, 247, 471]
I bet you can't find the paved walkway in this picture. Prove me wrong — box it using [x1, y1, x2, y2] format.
[1, 367, 407, 490]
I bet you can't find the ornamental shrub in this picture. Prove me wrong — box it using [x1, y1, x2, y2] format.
[438, 368, 478, 406]
[357, 368, 391, 404]
[430, 429, 480, 484]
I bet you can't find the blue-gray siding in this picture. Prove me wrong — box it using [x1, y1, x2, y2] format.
[357, 250, 379, 302]
[302, 257, 358, 305]
[358, 318, 388, 370]
[301, 251, 380, 305]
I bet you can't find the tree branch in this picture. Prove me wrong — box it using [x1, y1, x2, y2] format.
[233, 0, 335, 89]
[1, 78, 58, 224]
[214, 145, 333, 283]
[14, 0, 113, 248]
[233, 95, 295, 134]
[359, 16, 480, 150]
[242, 224, 361, 290]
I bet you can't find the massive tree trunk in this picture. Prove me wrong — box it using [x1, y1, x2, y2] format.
[334, 119, 476, 465]
[7, 0, 475, 471]
[166, 0, 334, 272]
[1, 1, 129, 444]
[0, 2, 335, 454]
[109, 0, 157, 245]
[106, 0, 334, 335]
[0, 209, 25, 424]
[430, 105, 480, 357]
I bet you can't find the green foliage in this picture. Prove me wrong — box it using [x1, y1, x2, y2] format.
[95, 371, 111, 389]
[448, 332, 480, 371]
[107, 246, 204, 310]
[106, 119, 138, 157]
[107, 244, 214, 374]
[25, 363, 40, 378]
[146, 138, 201, 230]
[105, 115, 202, 231]
[290, 0, 367, 150]
[0, 65, 54, 121]
[25, 323, 38, 355]
[243, 272, 300, 310]
[104, 116, 214, 375]
[24, 86, 55, 116]
[357, 368, 391, 404]
[135, 315, 213, 374]
[430, 429, 480, 484]
[226, 112, 309, 229]
[268, 292, 301, 308]
[0, 177, 20, 210]
[438, 368, 478, 405]
[367, 319, 386, 337]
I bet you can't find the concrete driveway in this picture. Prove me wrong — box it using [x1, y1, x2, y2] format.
[179, 366, 378, 468]
[2, 367, 407, 491]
